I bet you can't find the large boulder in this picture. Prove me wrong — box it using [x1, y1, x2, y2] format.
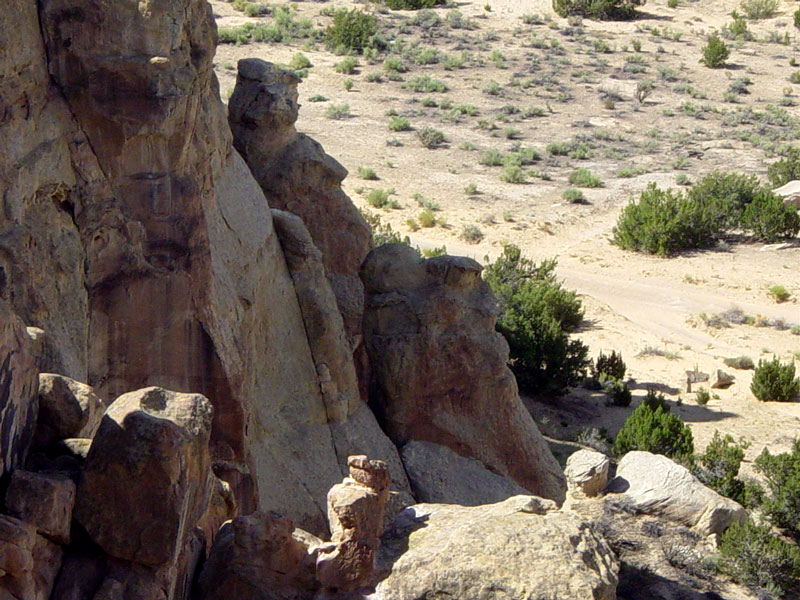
[228, 59, 371, 357]
[33, 373, 105, 448]
[400, 440, 529, 505]
[376, 496, 618, 600]
[611, 451, 747, 536]
[0, 301, 39, 481]
[74, 387, 214, 566]
[361, 245, 567, 503]
[196, 511, 320, 600]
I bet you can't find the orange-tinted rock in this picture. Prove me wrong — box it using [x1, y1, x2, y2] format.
[5, 470, 76, 544]
[361, 245, 567, 503]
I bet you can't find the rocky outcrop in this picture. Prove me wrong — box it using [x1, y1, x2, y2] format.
[228, 59, 371, 357]
[400, 440, 529, 505]
[0, 515, 62, 600]
[376, 495, 618, 600]
[75, 387, 213, 566]
[0, 301, 39, 481]
[316, 456, 390, 593]
[361, 244, 567, 503]
[565, 449, 610, 498]
[33, 373, 105, 448]
[611, 451, 747, 536]
[5, 470, 76, 545]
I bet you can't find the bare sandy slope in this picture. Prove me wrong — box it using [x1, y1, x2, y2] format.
[209, 0, 800, 464]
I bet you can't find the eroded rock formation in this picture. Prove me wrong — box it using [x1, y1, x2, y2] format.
[361, 244, 567, 503]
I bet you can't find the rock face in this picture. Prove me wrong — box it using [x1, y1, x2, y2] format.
[228, 59, 371, 357]
[376, 495, 619, 600]
[316, 456, 390, 593]
[612, 451, 747, 536]
[0, 515, 63, 600]
[361, 244, 567, 503]
[74, 387, 214, 566]
[5, 470, 76, 544]
[196, 511, 321, 600]
[565, 449, 610, 498]
[400, 440, 529, 505]
[0, 301, 39, 481]
[33, 373, 105, 448]
[271, 209, 360, 423]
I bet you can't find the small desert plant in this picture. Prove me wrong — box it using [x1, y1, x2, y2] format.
[479, 149, 504, 166]
[593, 350, 626, 380]
[367, 188, 392, 208]
[552, 0, 646, 20]
[613, 400, 694, 461]
[568, 168, 602, 188]
[357, 166, 378, 180]
[383, 57, 409, 74]
[461, 224, 484, 243]
[500, 165, 527, 184]
[635, 80, 655, 103]
[741, 192, 800, 242]
[325, 8, 379, 54]
[768, 147, 800, 187]
[418, 209, 436, 227]
[406, 75, 447, 93]
[700, 32, 730, 68]
[641, 387, 671, 412]
[417, 127, 445, 148]
[723, 356, 755, 370]
[361, 210, 410, 247]
[751, 357, 800, 402]
[288, 53, 312, 70]
[605, 378, 632, 407]
[695, 388, 710, 405]
[382, 0, 443, 10]
[388, 116, 411, 131]
[718, 520, 800, 597]
[769, 285, 791, 303]
[335, 56, 359, 74]
[739, 0, 779, 20]
[562, 188, 587, 204]
[693, 431, 749, 503]
[324, 103, 351, 119]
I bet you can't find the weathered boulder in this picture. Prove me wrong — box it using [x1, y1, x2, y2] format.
[361, 244, 567, 503]
[565, 449, 610, 498]
[0, 515, 62, 600]
[271, 209, 359, 423]
[74, 387, 214, 566]
[196, 511, 320, 600]
[774, 180, 800, 209]
[197, 476, 238, 554]
[376, 495, 618, 600]
[612, 451, 747, 536]
[0, 301, 39, 481]
[33, 373, 105, 448]
[5, 469, 76, 544]
[316, 456, 390, 593]
[400, 439, 529, 505]
[711, 369, 735, 389]
[228, 59, 371, 358]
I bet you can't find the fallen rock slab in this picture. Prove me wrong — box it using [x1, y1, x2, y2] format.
[612, 451, 747, 536]
[376, 495, 618, 600]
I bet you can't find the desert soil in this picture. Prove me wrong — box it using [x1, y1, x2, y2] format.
[209, 0, 800, 471]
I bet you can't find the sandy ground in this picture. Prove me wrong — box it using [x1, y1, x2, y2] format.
[209, 0, 800, 466]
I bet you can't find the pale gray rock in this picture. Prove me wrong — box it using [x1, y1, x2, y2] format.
[612, 451, 747, 536]
[564, 449, 610, 498]
[400, 440, 529, 505]
[376, 496, 618, 600]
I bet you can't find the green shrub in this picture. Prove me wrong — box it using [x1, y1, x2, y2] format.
[739, 0, 779, 20]
[718, 520, 800, 596]
[479, 149, 504, 166]
[326, 9, 378, 54]
[741, 192, 800, 242]
[693, 431, 749, 503]
[612, 183, 724, 256]
[288, 53, 312, 70]
[593, 350, 626, 380]
[755, 439, 800, 539]
[388, 116, 411, 131]
[417, 127, 445, 148]
[641, 387, 671, 412]
[751, 357, 800, 402]
[357, 166, 378, 180]
[613, 401, 694, 460]
[686, 171, 761, 227]
[335, 56, 359, 74]
[768, 147, 800, 187]
[324, 103, 351, 119]
[418, 209, 436, 227]
[605, 378, 632, 407]
[769, 284, 791, 302]
[367, 188, 391, 208]
[563, 188, 587, 204]
[361, 210, 410, 247]
[500, 165, 527, 184]
[484, 245, 588, 394]
[406, 75, 447, 93]
[461, 224, 484, 243]
[700, 32, 730, 68]
[724, 356, 755, 370]
[552, 0, 645, 20]
[382, 0, 443, 9]
[568, 168, 602, 188]
[795, 8, 800, 30]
